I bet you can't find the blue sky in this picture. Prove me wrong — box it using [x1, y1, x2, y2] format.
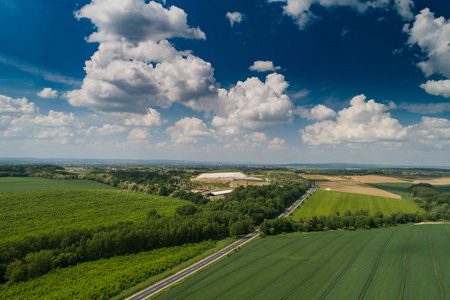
[0, 0, 449, 166]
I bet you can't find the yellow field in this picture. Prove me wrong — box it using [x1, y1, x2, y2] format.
[301, 175, 348, 181]
[412, 177, 450, 185]
[316, 181, 401, 199]
[350, 175, 408, 183]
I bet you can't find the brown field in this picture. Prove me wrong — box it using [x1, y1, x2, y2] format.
[301, 175, 348, 181]
[316, 181, 401, 199]
[350, 175, 409, 183]
[304, 175, 450, 198]
[412, 177, 450, 185]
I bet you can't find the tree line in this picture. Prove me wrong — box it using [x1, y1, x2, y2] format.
[1, 210, 252, 284]
[260, 210, 431, 236]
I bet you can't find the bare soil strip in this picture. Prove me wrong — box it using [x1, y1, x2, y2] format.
[415, 222, 449, 225]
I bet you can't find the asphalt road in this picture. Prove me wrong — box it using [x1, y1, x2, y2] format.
[126, 185, 317, 300]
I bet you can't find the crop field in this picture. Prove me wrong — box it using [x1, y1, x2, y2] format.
[289, 190, 423, 220]
[367, 182, 414, 199]
[412, 177, 450, 185]
[350, 175, 409, 183]
[312, 175, 450, 198]
[435, 185, 450, 195]
[370, 182, 450, 198]
[316, 181, 401, 198]
[301, 175, 348, 182]
[0, 189, 190, 242]
[155, 224, 450, 300]
[0, 177, 117, 193]
[0, 241, 215, 300]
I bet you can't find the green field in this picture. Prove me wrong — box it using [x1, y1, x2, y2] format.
[368, 182, 414, 199]
[435, 185, 450, 195]
[290, 190, 424, 220]
[0, 241, 215, 300]
[0, 177, 117, 193]
[156, 224, 450, 300]
[0, 189, 190, 242]
[370, 182, 450, 198]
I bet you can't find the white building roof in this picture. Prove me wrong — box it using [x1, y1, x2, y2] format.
[196, 172, 247, 180]
[211, 190, 233, 196]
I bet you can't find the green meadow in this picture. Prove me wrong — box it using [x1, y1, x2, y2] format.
[0, 189, 190, 242]
[0, 177, 117, 193]
[290, 190, 424, 220]
[156, 224, 450, 300]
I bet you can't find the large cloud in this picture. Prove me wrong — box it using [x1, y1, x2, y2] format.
[301, 95, 407, 145]
[268, 0, 412, 29]
[212, 73, 293, 135]
[404, 9, 450, 97]
[65, 38, 217, 113]
[66, 0, 217, 113]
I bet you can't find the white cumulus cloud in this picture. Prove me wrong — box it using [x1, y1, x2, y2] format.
[3, 110, 83, 144]
[301, 95, 407, 145]
[420, 79, 450, 98]
[128, 128, 150, 140]
[66, 0, 217, 113]
[86, 124, 127, 136]
[117, 108, 163, 127]
[249, 61, 281, 72]
[226, 12, 244, 27]
[37, 88, 58, 99]
[295, 104, 337, 120]
[408, 117, 450, 149]
[394, 0, 414, 21]
[266, 137, 288, 151]
[405, 9, 450, 97]
[166, 117, 213, 143]
[0, 95, 38, 115]
[212, 73, 293, 135]
[75, 0, 205, 43]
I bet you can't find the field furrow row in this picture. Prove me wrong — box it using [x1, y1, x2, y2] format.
[359, 229, 396, 300]
[318, 233, 373, 300]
